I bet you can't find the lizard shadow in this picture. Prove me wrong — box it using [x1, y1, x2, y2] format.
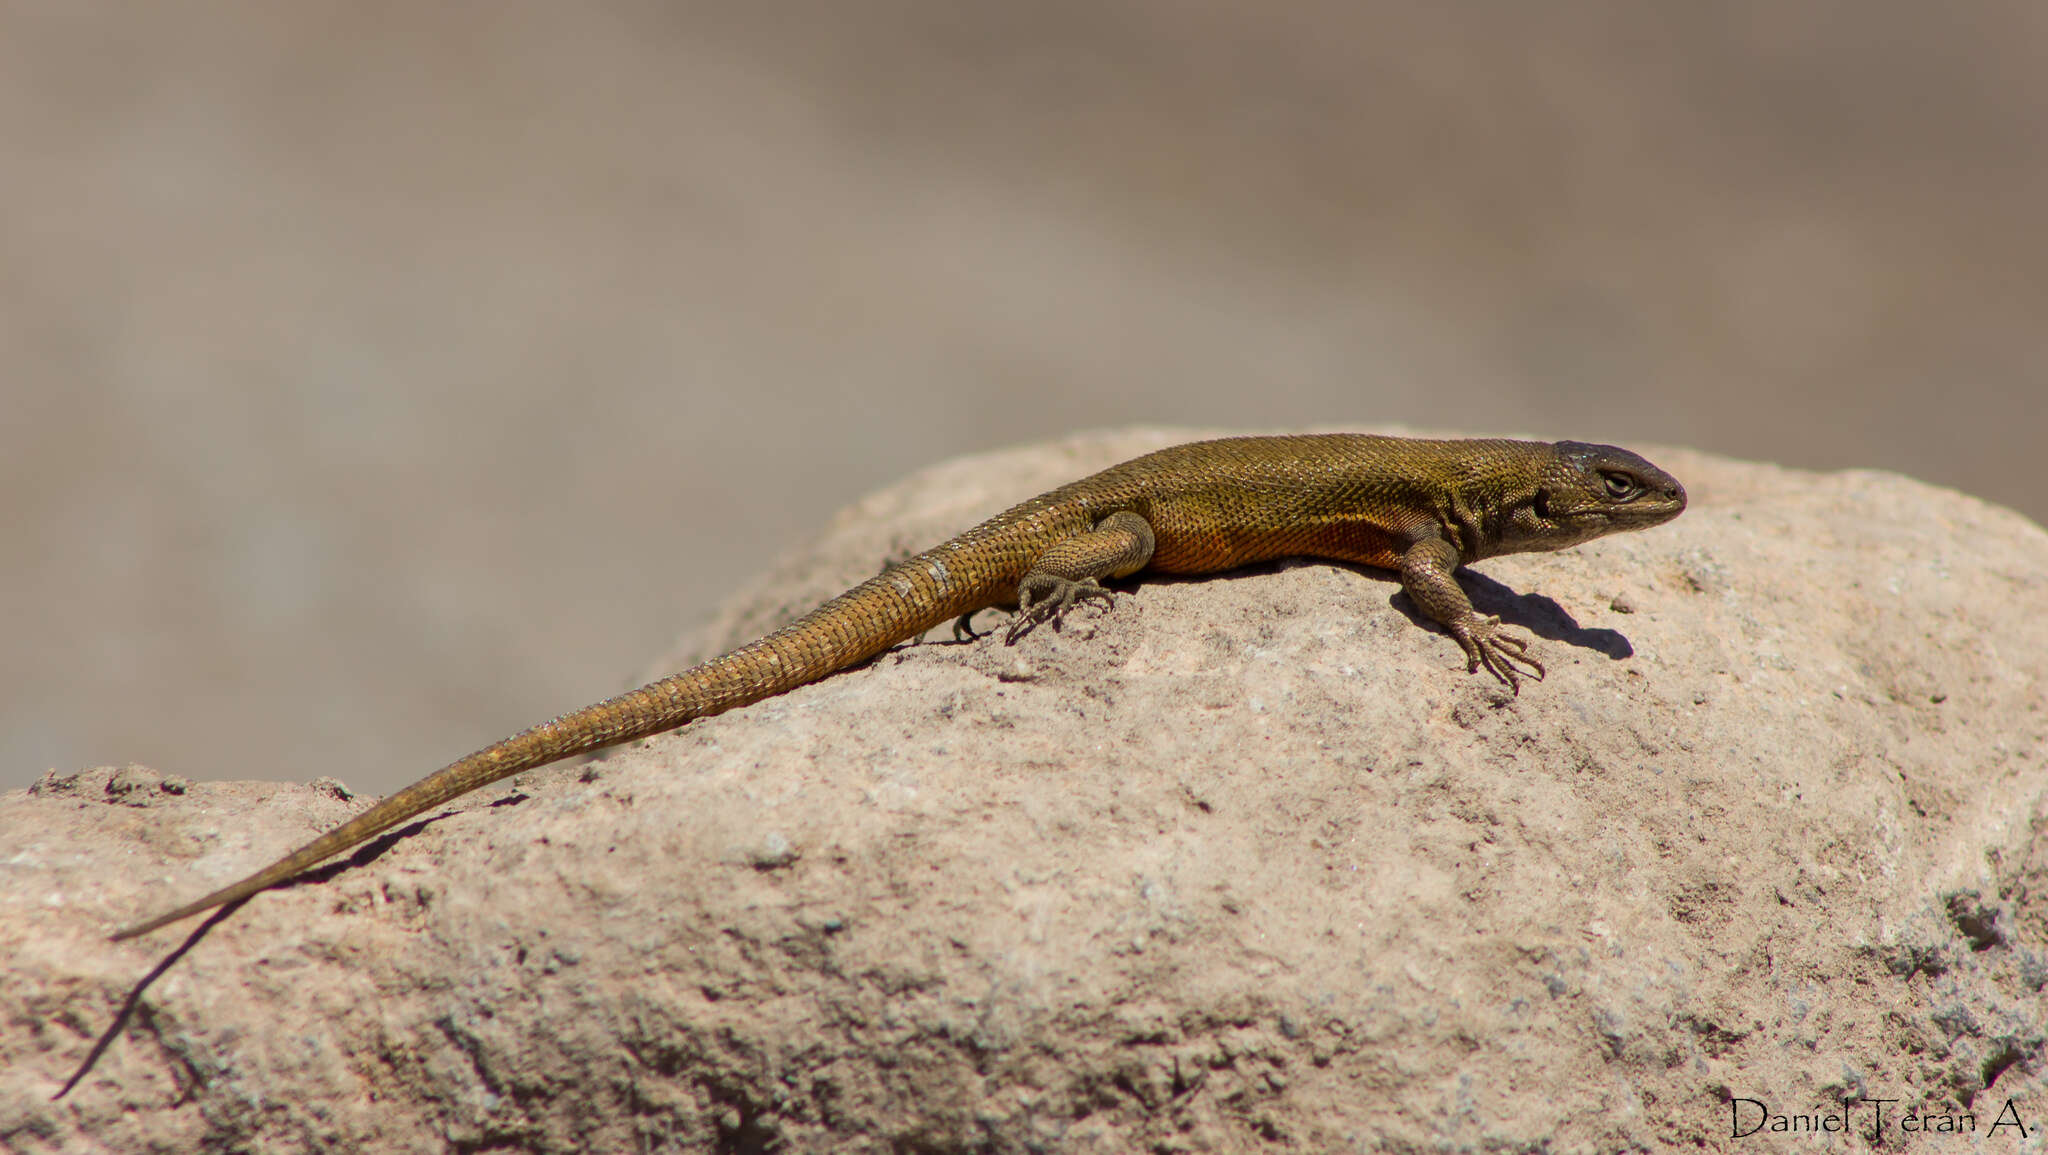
[56, 810, 469, 1100]
[1133, 561, 1634, 661]
[1397, 568, 1636, 661]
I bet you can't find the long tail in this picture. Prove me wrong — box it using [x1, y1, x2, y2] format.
[112, 546, 1005, 940]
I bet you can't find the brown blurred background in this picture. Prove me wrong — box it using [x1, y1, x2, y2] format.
[4, 2, 2043, 794]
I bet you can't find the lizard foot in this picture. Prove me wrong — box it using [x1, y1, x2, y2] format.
[952, 610, 988, 642]
[1451, 613, 1545, 694]
[1005, 575, 1114, 643]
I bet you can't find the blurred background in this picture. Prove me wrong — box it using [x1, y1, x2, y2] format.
[4, 2, 2043, 794]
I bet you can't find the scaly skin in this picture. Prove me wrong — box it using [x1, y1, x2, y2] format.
[113, 433, 1685, 940]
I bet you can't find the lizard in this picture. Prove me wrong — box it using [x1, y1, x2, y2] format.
[112, 432, 1686, 941]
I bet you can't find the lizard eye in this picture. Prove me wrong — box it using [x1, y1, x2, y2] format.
[1600, 471, 1640, 499]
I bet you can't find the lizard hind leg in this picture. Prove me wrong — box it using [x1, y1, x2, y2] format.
[1004, 510, 1156, 643]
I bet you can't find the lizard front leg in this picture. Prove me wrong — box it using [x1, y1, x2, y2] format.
[1399, 534, 1544, 693]
[1001, 510, 1157, 642]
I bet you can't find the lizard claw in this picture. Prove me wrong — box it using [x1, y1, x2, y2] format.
[1005, 575, 1114, 643]
[1451, 613, 1545, 694]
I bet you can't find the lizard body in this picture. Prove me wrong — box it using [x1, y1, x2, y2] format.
[113, 433, 1685, 941]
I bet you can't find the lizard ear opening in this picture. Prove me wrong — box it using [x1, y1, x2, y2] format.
[1533, 489, 1552, 520]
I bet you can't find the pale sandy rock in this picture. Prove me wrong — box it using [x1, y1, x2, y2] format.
[5, 429, 2047, 1152]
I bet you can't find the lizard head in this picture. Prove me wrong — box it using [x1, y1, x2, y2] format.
[1502, 441, 1688, 552]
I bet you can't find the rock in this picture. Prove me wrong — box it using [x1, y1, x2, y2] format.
[5, 429, 2047, 1152]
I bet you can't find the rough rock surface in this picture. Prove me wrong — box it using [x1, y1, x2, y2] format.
[5, 428, 2048, 1153]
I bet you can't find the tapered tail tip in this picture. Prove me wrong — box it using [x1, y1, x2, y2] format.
[110, 898, 217, 941]
[109, 915, 173, 942]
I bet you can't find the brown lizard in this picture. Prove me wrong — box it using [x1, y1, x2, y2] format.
[112, 433, 1685, 941]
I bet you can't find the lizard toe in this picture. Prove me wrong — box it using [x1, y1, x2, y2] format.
[1455, 615, 1544, 694]
[952, 610, 988, 643]
[1005, 576, 1113, 643]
